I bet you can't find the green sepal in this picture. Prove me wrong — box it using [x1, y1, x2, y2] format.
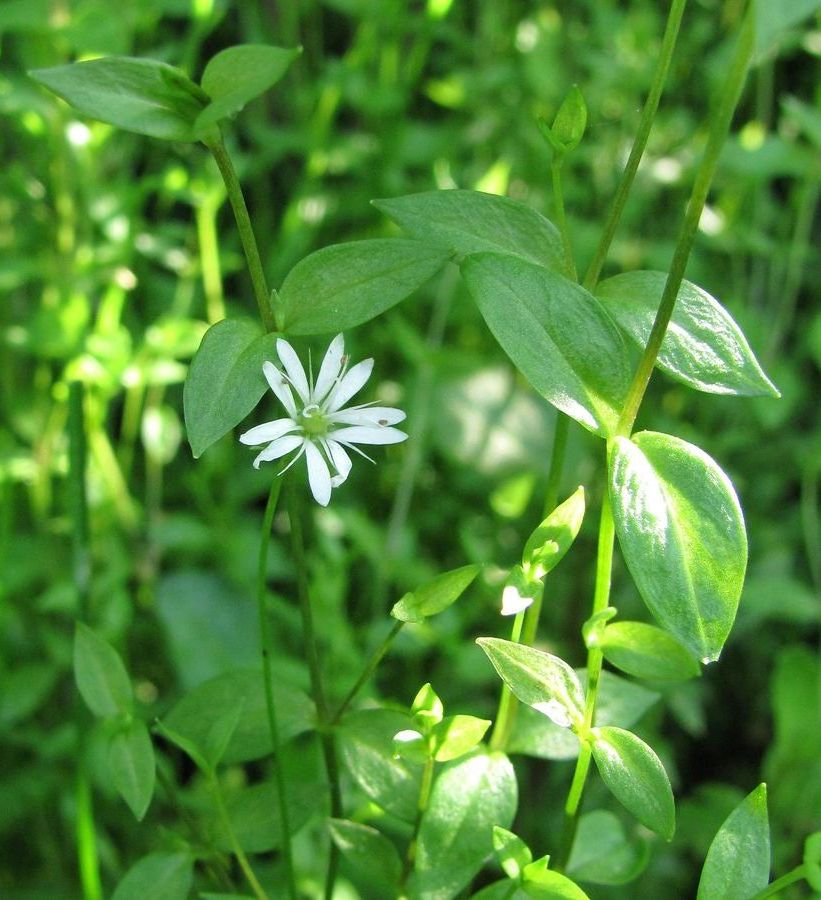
[411, 682, 444, 731]
[538, 85, 588, 157]
[521, 856, 590, 898]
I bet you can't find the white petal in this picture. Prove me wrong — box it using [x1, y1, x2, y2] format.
[329, 425, 407, 446]
[314, 334, 345, 404]
[325, 439, 353, 487]
[326, 358, 374, 412]
[252, 433, 303, 469]
[276, 338, 310, 404]
[263, 361, 297, 418]
[239, 418, 299, 446]
[304, 440, 332, 506]
[327, 405, 406, 427]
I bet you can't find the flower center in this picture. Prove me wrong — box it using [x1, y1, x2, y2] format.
[299, 404, 327, 437]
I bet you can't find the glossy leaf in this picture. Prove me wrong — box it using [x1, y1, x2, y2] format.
[431, 715, 491, 761]
[596, 271, 778, 397]
[697, 784, 770, 899]
[609, 431, 748, 662]
[373, 189, 564, 271]
[461, 253, 631, 436]
[392, 564, 480, 623]
[111, 852, 193, 900]
[590, 726, 675, 840]
[327, 819, 402, 891]
[597, 621, 701, 682]
[73, 623, 133, 718]
[30, 58, 206, 141]
[566, 810, 650, 885]
[493, 826, 532, 880]
[278, 239, 449, 335]
[183, 318, 280, 458]
[521, 858, 590, 898]
[477, 638, 585, 729]
[108, 720, 155, 821]
[523, 486, 585, 577]
[197, 44, 300, 131]
[805, 831, 821, 890]
[410, 750, 517, 898]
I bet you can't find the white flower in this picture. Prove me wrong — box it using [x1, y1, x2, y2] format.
[239, 334, 407, 506]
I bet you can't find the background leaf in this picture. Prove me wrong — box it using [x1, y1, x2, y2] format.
[111, 852, 193, 900]
[391, 564, 480, 623]
[73, 623, 133, 718]
[566, 810, 650, 885]
[108, 719, 155, 821]
[327, 818, 402, 892]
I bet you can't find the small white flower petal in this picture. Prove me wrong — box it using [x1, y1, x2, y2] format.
[276, 338, 311, 404]
[304, 440, 332, 506]
[326, 358, 374, 412]
[263, 361, 297, 418]
[327, 406, 406, 427]
[239, 418, 299, 446]
[325, 439, 353, 486]
[253, 433, 304, 469]
[313, 334, 345, 404]
[329, 425, 407, 446]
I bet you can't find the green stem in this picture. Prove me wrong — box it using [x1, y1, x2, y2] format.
[285, 482, 342, 898]
[489, 604, 527, 752]
[209, 774, 270, 900]
[74, 772, 102, 900]
[616, 4, 755, 436]
[195, 193, 227, 324]
[331, 620, 404, 725]
[542, 413, 570, 519]
[582, 0, 689, 292]
[750, 864, 808, 899]
[402, 753, 436, 884]
[256, 478, 297, 900]
[204, 135, 275, 332]
[551, 160, 577, 281]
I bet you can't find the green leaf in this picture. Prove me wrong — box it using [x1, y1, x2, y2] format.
[196, 44, 301, 131]
[523, 486, 586, 577]
[73, 623, 133, 718]
[609, 432, 748, 663]
[521, 858, 590, 898]
[278, 239, 449, 335]
[805, 831, 821, 890]
[111, 852, 193, 900]
[327, 819, 402, 891]
[410, 750, 518, 898]
[391, 564, 480, 623]
[393, 728, 430, 764]
[373, 190, 564, 271]
[697, 784, 770, 899]
[493, 826, 533, 880]
[501, 564, 543, 616]
[30, 57, 207, 141]
[590, 726, 675, 840]
[431, 715, 492, 762]
[477, 638, 585, 729]
[595, 272, 779, 397]
[108, 719, 155, 821]
[162, 668, 314, 766]
[597, 621, 701, 682]
[411, 682, 444, 731]
[461, 253, 631, 437]
[183, 318, 281, 458]
[566, 810, 650, 886]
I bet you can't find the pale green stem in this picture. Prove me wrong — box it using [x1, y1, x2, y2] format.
[489, 602, 528, 752]
[196, 194, 227, 324]
[750, 864, 808, 899]
[74, 773, 102, 900]
[551, 160, 577, 281]
[402, 753, 436, 885]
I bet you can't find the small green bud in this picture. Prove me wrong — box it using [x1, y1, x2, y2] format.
[411, 682, 444, 732]
[538, 85, 588, 157]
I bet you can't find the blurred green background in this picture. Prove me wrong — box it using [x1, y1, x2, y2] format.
[1, 1, 819, 897]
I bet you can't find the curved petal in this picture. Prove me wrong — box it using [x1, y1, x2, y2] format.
[327, 405, 406, 427]
[239, 418, 299, 446]
[276, 338, 310, 404]
[329, 425, 407, 446]
[325, 439, 353, 487]
[252, 433, 303, 469]
[263, 361, 297, 419]
[326, 358, 374, 412]
[304, 440, 332, 506]
[314, 334, 345, 405]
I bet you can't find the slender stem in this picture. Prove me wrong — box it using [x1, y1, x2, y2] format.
[489, 604, 528, 752]
[750, 864, 808, 899]
[74, 772, 102, 900]
[204, 135, 275, 332]
[255, 478, 297, 900]
[551, 160, 578, 281]
[195, 193, 227, 324]
[402, 754, 436, 884]
[331, 619, 404, 725]
[285, 482, 342, 898]
[542, 413, 570, 519]
[615, 5, 755, 436]
[210, 775, 270, 900]
[582, 0, 689, 291]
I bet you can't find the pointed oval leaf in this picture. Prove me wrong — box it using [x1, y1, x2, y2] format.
[461, 253, 631, 437]
[74, 623, 133, 718]
[493, 826, 533, 880]
[590, 726, 675, 840]
[196, 44, 301, 131]
[373, 190, 564, 271]
[392, 564, 481, 623]
[477, 638, 585, 728]
[609, 432, 748, 663]
[567, 810, 650, 886]
[112, 852, 193, 900]
[30, 58, 206, 141]
[108, 720, 155, 821]
[410, 750, 518, 898]
[598, 621, 701, 682]
[521, 859, 590, 899]
[328, 818, 402, 891]
[431, 715, 491, 762]
[697, 784, 770, 900]
[596, 271, 778, 397]
[278, 239, 449, 335]
[523, 486, 585, 576]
